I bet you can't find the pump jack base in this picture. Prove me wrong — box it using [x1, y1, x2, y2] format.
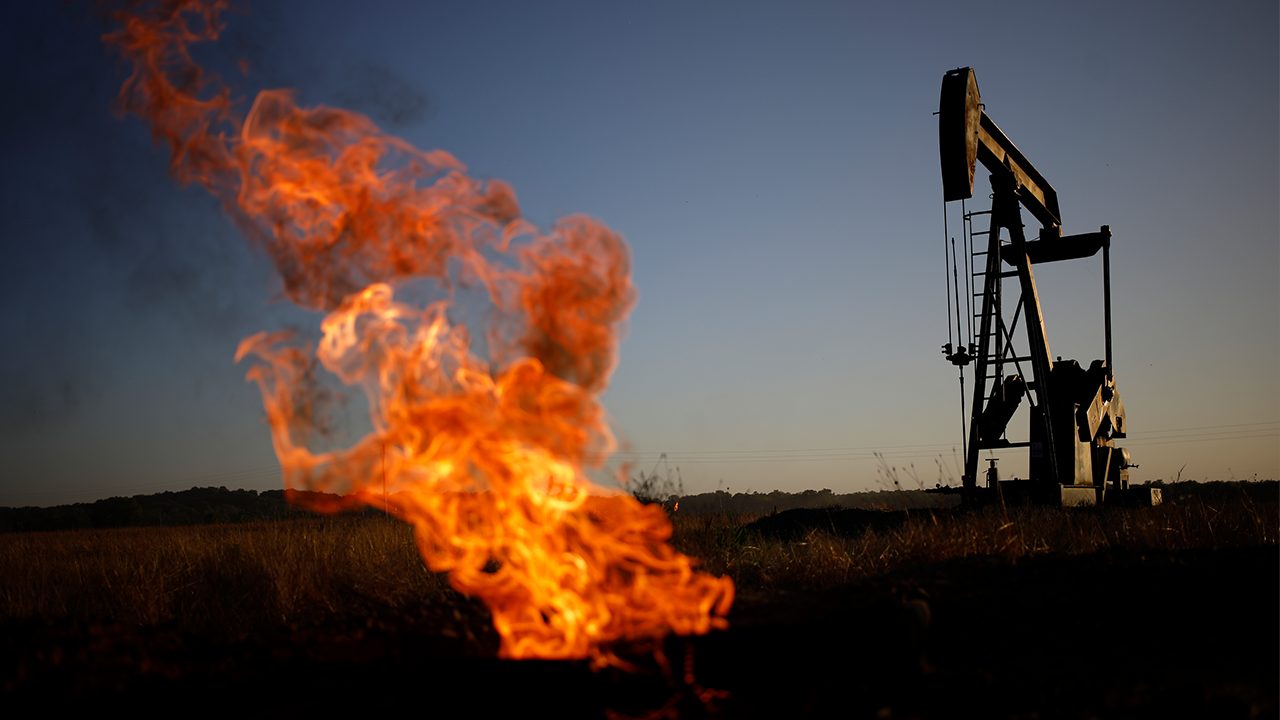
[931, 481, 1162, 508]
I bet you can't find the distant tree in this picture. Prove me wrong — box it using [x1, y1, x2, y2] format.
[90, 497, 144, 528]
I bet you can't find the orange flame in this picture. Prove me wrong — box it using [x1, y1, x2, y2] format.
[104, 0, 732, 664]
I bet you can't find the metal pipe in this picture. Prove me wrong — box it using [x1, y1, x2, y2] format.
[1102, 225, 1113, 380]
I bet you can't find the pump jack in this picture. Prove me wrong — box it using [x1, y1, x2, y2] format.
[936, 68, 1156, 506]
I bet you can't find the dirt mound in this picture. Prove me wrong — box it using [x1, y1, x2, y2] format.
[745, 506, 936, 540]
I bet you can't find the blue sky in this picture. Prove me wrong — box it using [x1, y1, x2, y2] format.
[2, 1, 1276, 506]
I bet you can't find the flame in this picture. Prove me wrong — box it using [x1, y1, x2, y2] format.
[104, 0, 732, 664]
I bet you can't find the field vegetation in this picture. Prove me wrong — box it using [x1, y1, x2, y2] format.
[670, 482, 1276, 590]
[0, 481, 1273, 638]
[0, 516, 454, 635]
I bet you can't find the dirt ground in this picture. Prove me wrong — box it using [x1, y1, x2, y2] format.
[4, 544, 1275, 719]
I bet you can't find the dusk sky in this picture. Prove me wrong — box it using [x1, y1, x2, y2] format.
[2, 1, 1276, 507]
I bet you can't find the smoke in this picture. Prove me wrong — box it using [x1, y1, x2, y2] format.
[0, 3, 414, 434]
[332, 62, 433, 130]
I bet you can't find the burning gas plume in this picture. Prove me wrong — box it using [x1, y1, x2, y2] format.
[103, 0, 732, 664]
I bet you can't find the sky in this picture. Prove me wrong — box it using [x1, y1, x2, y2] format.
[1, 0, 1276, 507]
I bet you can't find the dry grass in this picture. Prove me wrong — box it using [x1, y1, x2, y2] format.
[1, 489, 1274, 634]
[0, 515, 452, 634]
[669, 490, 1278, 591]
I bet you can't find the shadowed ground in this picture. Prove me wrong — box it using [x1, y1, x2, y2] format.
[5, 544, 1275, 719]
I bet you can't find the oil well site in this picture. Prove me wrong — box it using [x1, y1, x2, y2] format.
[2, 2, 1277, 718]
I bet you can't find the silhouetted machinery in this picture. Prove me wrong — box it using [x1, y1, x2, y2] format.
[935, 68, 1157, 506]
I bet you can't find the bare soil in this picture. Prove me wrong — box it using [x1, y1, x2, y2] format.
[4, 543, 1274, 719]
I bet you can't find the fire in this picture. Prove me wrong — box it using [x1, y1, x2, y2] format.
[103, 0, 732, 664]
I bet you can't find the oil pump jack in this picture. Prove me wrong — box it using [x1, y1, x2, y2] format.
[936, 68, 1156, 506]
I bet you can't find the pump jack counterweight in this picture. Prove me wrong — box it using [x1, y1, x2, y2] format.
[934, 68, 1156, 508]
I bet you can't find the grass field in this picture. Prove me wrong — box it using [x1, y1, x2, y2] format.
[0, 516, 452, 634]
[671, 485, 1277, 590]
[2, 482, 1273, 636]
[3, 482, 1275, 717]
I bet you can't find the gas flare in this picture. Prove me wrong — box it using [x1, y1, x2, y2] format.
[104, 0, 732, 664]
